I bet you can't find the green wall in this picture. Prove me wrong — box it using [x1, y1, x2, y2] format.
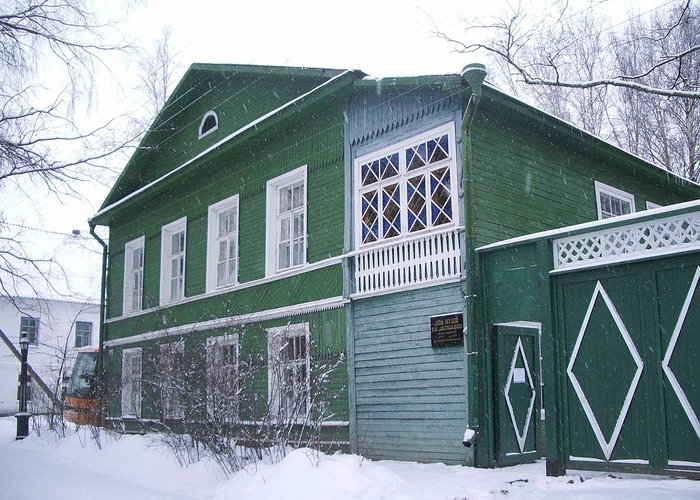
[105, 95, 346, 324]
[471, 95, 698, 247]
[352, 283, 470, 465]
[106, 307, 348, 432]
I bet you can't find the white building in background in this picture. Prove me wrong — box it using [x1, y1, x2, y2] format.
[0, 296, 99, 415]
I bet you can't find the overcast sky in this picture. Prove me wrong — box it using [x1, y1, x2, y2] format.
[3, 0, 668, 300]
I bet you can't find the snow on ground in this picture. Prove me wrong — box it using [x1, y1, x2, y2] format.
[0, 417, 698, 500]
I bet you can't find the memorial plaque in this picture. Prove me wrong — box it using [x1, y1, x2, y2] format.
[430, 313, 464, 347]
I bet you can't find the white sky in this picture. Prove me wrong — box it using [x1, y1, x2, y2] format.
[1, 0, 669, 299]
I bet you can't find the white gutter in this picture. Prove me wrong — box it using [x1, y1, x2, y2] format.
[91, 69, 354, 222]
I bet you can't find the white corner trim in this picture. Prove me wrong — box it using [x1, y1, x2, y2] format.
[103, 296, 347, 348]
[91, 70, 353, 222]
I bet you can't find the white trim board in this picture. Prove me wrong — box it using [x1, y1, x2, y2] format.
[103, 296, 347, 348]
[108, 254, 342, 323]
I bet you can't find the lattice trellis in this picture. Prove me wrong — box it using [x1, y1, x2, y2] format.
[554, 213, 700, 269]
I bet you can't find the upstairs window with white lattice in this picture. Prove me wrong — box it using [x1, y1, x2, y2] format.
[355, 124, 457, 247]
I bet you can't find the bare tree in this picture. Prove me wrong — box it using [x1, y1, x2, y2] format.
[440, 0, 700, 99]
[0, 0, 132, 300]
[438, 0, 700, 178]
[136, 26, 181, 121]
[611, 3, 700, 179]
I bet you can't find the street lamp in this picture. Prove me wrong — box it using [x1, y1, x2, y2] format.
[15, 330, 30, 440]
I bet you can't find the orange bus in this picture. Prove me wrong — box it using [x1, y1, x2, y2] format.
[63, 346, 99, 425]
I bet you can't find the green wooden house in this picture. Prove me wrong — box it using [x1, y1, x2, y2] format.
[89, 62, 699, 468]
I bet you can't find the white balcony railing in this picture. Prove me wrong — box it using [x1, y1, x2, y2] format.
[554, 211, 700, 270]
[353, 227, 463, 296]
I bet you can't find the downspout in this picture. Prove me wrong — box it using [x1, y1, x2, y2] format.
[459, 63, 489, 467]
[89, 221, 108, 426]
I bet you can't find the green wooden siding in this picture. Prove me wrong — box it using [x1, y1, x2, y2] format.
[105, 96, 345, 322]
[471, 95, 697, 247]
[553, 255, 700, 472]
[352, 283, 470, 464]
[106, 307, 348, 428]
[105, 69, 340, 206]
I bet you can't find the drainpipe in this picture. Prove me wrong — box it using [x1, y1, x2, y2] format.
[89, 221, 108, 426]
[459, 63, 488, 467]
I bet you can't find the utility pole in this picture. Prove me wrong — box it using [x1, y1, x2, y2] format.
[16, 331, 30, 440]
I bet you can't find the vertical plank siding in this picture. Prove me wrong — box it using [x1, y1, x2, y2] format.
[352, 283, 469, 464]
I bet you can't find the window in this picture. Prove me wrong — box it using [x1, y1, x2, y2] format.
[121, 348, 142, 417]
[123, 236, 145, 314]
[206, 334, 239, 420]
[198, 111, 218, 139]
[160, 341, 185, 420]
[355, 123, 458, 247]
[267, 323, 310, 420]
[266, 166, 307, 275]
[595, 181, 635, 220]
[20, 316, 39, 344]
[160, 217, 187, 305]
[74, 321, 92, 348]
[206, 195, 239, 292]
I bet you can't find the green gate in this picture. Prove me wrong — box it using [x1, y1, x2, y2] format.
[493, 324, 540, 466]
[554, 256, 700, 473]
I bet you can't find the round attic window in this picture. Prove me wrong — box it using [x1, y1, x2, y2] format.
[198, 111, 218, 139]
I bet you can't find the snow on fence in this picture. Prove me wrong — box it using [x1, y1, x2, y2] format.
[554, 211, 700, 270]
[353, 227, 462, 295]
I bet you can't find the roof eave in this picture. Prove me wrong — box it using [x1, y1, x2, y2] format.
[90, 69, 363, 226]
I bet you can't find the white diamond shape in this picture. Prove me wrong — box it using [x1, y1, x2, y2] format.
[567, 281, 644, 461]
[662, 266, 700, 440]
[504, 337, 536, 453]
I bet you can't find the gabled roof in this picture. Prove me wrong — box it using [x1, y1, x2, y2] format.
[93, 64, 364, 223]
[92, 63, 698, 226]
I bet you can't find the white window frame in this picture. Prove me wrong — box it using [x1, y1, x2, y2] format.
[160, 341, 185, 420]
[265, 165, 307, 276]
[121, 347, 142, 418]
[267, 322, 310, 422]
[594, 181, 636, 220]
[160, 217, 187, 306]
[206, 195, 240, 293]
[198, 110, 219, 139]
[353, 122, 459, 249]
[206, 334, 240, 420]
[74, 321, 93, 348]
[123, 236, 145, 314]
